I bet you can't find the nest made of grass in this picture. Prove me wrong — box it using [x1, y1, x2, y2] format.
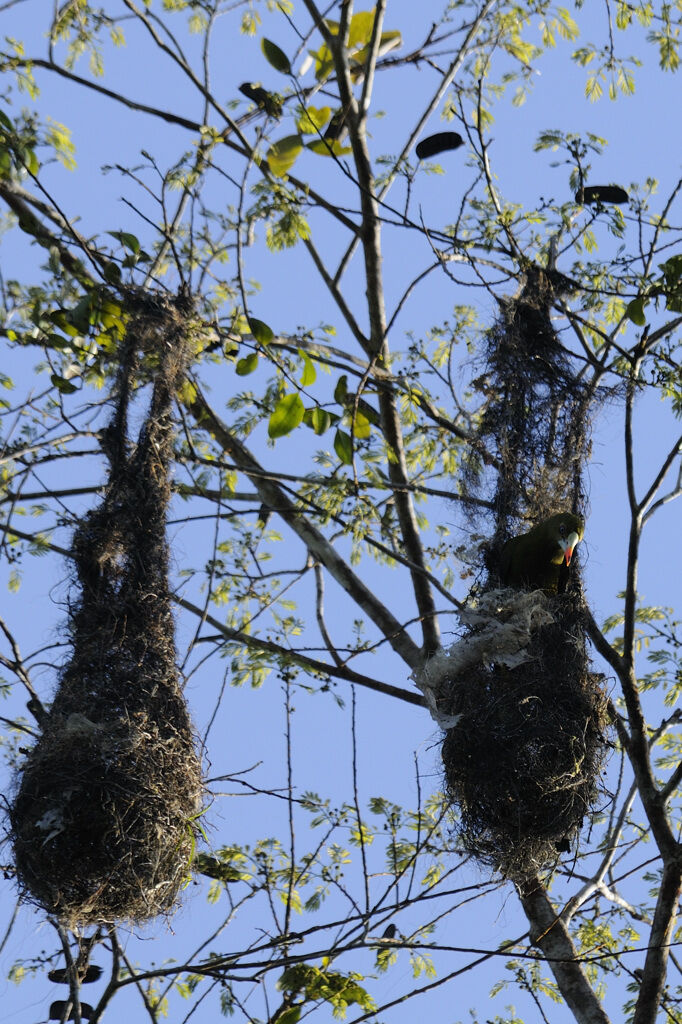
[11, 698, 202, 927]
[10, 298, 205, 927]
[441, 590, 610, 879]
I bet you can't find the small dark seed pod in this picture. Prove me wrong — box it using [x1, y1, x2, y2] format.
[416, 132, 464, 159]
[50, 1001, 94, 1021]
[575, 184, 629, 205]
[49, 965, 103, 985]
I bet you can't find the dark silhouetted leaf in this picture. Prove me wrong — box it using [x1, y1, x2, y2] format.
[50, 1001, 94, 1020]
[334, 375, 348, 404]
[415, 132, 464, 159]
[49, 965, 103, 985]
[261, 38, 291, 75]
[334, 428, 353, 464]
[323, 108, 348, 142]
[103, 263, 122, 284]
[107, 230, 140, 253]
[575, 184, 629, 204]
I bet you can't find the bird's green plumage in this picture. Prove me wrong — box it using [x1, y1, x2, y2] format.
[500, 512, 584, 593]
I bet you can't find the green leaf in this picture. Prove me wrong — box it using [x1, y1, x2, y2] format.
[351, 409, 371, 439]
[304, 407, 331, 435]
[309, 41, 335, 82]
[50, 373, 78, 394]
[48, 310, 80, 337]
[266, 135, 303, 177]
[248, 317, 274, 344]
[0, 147, 12, 178]
[236, 352, 259, 375]
[626, 297, 647, 325]
[296, 106, 332, 135]
[269, 393, 305, 438]
[348, 10, 374, 49]
[67, 295, 93, 333]
[44, 333, 72, 351]
[334, 375, 348, 404]
[107, 230, 141, 253]
[378, 29, 402, 53]
[276, 1009, 301, 1024]
[306, 139, 352, 157]
[276, 1007, 301, 1024]
[103, 263, 122, 284]
[662, 254, 682, 287]
[334, 428, 353, 465]
[261, 38, 291, 74]
[24, 148, 38, 175]
[298, 349, 316, 385]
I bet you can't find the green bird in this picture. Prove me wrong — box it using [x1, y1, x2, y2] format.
[500, 512, 584, 593]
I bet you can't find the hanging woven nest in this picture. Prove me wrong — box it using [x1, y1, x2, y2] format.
[436, 588, 609, 878]
[10, 293, 204, 926]
[437, 263, 613, 877]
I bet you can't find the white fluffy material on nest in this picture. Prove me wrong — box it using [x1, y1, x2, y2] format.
[413, 588, 554, 730]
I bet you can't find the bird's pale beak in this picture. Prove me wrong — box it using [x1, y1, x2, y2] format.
[559, 531, 581, 566]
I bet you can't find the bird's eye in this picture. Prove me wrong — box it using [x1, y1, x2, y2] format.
[559, 523, 566, 537]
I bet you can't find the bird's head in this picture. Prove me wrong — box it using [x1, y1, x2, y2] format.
[550, 512, 584, 567]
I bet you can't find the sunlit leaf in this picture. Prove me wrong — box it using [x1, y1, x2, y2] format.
[296, 106, 332, 135]
[266, 135, 303, 177]
[248, 317, 274, 344]
[625, 297, 647, 325]
[236, 352, 259, 375]
[307, 407, 331, 435]
[276, 1008, 301, 1024]
[269, 393, 305, 438]
[350, 409, 371, 439]
[298, 349, 316, 385]
[306, 139, 352, 157]
[309, 42, 334, 81]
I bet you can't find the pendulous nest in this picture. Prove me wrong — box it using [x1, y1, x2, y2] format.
[440, 588, 610, 879]
[435, 262, 613, 877]
[9, 293, 204, 926]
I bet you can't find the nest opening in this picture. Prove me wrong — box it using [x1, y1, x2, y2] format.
[10, 294, 204, 926]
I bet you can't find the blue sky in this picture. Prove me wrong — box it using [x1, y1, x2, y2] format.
[1, 2, 681, 1023]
